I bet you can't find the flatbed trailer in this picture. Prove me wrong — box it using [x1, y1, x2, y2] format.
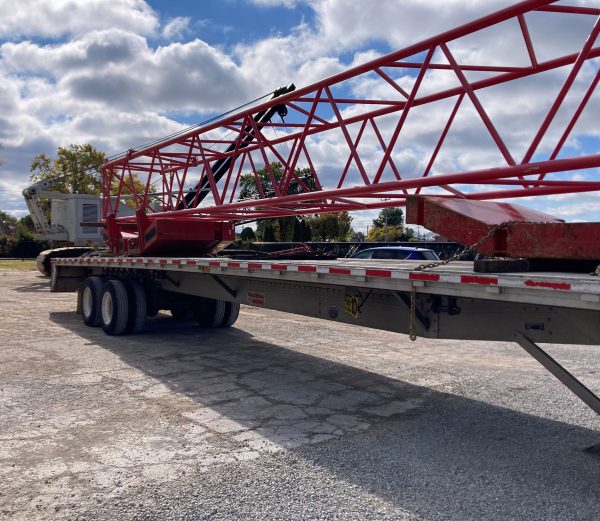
[52, 255, 600, 421]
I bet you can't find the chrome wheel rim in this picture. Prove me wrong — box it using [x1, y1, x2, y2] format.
[101, 291, 113, 325]
[82, 286, 93, 318]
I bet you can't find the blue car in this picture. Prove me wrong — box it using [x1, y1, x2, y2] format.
[350, 246, 440, 261]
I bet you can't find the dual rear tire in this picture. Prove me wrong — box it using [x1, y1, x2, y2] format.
[81, 276, 239, 335]
[101, 279, 129, 335]
[81, 277, 147, 335]
[192, 297, 240, 328]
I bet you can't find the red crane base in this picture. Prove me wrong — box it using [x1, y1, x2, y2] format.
[406, 196, 600, 260]
[105, 210, 235, 256]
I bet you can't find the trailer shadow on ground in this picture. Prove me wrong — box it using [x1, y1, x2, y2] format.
[13, 277, 51, 293]
[48, 310, 600, 519]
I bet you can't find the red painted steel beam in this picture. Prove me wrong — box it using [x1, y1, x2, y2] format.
[406, 195, 600, 259]
[103, 0, 554, 168]
[114, 154, 600, 221]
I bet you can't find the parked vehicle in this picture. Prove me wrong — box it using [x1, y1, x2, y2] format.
[350, 246, 440, 261]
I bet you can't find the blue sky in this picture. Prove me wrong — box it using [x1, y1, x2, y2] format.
[1, 0, 599, 233]
[149, 0, 316, 48]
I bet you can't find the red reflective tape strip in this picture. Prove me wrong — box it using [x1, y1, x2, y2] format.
[524, 280, 571, 290]
[135, 258, 144, 263]
[228, 262, 241, 268]
[366, 269, 392, 278]
[329, 267, 351, 275]
[171, 259, 181, 265]
[409, 272, 440, 282]
[270, 264, 287, 271]
[186, 260, 197, 265]
[248, 263, 263, 269]
[461, 275, 498, 285]
[209, 261, 221, 267]
[298, 265, 317, 272]
[159, 259, 168, 265]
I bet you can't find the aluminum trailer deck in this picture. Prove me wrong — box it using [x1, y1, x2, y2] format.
[52, 256, 600, 419]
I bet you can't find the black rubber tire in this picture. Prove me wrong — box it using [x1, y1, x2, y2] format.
[81, 276, 103, 327]
[100, 279, 129, 336]
[145, 284, 160, 318]
[125, 279, 147, 334]
[36, 247, 95, 276]
[221, 302, 240, 328]
[170, 305, 192, 321]
[195, 298, 226, 328]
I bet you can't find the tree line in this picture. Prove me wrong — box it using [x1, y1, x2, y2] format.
[0, 211, 44, 257]
[236, 162, 414, 243]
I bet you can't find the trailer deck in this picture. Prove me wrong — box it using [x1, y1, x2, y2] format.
[54, 256, 600, 311]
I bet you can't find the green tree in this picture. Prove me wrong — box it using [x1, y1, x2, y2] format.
[15, 218, 34, 240]
[17, 215, 35, 233]
[367, 207, 414, 241]
[349, 230, 365, 242]
[372, 207, 404, 228]
[306, 212, 353, 241]
[367, 225, 402, 241]
[292, 219, 302, 242]
[240, 226, 256, 241]
[366, 224, 415, 242]
[238, 161, 316, 200]
[239, 162, 317, 242]
[262, 223, 276, 242]
[0, 210, 17, 233]
[30, 144, 105, 194]
[30, 144, 154, 212]
[300, 219, 312, 241]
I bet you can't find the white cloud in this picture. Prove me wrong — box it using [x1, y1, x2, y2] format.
[0, 0, 158, 39]
[1, 29, 261, 114]
[1, 0, 599, 228]
[161, 16, 191, 41]
[311, 0, 516, 51]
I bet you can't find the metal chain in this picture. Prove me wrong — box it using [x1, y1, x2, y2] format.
[414, 220, 544, 272]
[408, 219, 549, 342]
[409, 285, 417, 342]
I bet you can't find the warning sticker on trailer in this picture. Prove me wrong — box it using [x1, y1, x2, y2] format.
[247, 291, 267, 307]
[344, 295, 359, 318]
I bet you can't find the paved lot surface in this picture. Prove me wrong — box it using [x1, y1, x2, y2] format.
[2, 270, 600, 520]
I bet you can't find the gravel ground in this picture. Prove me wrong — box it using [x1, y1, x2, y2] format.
[1, 270, 600, 520]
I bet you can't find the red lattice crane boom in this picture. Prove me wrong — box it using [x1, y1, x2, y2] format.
[102, 0, 600, 256]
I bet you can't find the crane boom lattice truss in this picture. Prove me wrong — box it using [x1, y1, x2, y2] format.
[103, 0, 600, 254]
